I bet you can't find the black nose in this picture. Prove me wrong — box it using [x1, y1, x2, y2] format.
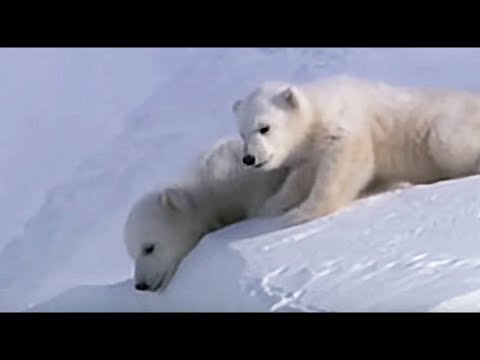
[135, 282, 149, 291]
[242, 154, 256, 166]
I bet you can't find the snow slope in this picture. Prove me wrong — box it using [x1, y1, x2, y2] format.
[3, 48, 480, 312]
[0, 48, 193, 252]
[32, 176, 480, 312]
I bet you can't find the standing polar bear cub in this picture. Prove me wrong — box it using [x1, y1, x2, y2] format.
[123, 137, 290, 292]
[233, 75, 480, 225]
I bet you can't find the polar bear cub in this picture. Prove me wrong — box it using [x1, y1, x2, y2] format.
[233, 76, 480, 224]
[123, 137, 291, 292]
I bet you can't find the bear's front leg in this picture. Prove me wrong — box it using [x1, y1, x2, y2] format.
[283, 135, 375, 226]
[252, 163, 317, 218]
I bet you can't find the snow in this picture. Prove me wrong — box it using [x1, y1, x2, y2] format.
[3, 48, 480, 312]
[0, 48, 191, 252]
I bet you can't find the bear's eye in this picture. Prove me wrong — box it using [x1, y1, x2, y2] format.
[259, 125, 270, 135]
[144, 244, 155, 255]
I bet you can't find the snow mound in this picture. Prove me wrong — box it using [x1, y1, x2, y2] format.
[33, 175, 480, 312]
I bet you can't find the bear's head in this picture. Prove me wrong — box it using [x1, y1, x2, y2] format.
[233, 82, 314, 171]
[123, 189, 200, 293]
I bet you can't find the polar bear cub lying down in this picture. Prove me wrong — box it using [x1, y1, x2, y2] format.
[123, 137, 292, 292]
[233, 75, 480, 225]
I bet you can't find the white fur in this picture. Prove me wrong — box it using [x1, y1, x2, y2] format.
[123, 137, 291, 292]
[233, 75, 480, 225]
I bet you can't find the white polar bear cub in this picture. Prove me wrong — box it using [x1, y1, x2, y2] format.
[233, 75, 480, 225]
[123, 137, 290, 293]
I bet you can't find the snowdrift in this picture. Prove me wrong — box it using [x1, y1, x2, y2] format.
[33, 175, 480, 312]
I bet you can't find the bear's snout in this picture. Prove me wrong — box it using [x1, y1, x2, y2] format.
[242, 154, 256, 166]
[135, 282, 150, 291]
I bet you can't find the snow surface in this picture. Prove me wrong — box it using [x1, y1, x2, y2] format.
[3, 48, 480, 312]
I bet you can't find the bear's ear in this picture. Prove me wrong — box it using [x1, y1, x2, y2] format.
[279, 87, 299, 109]
[159, 188, 194, 213]
[232, 99, 242, 114]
